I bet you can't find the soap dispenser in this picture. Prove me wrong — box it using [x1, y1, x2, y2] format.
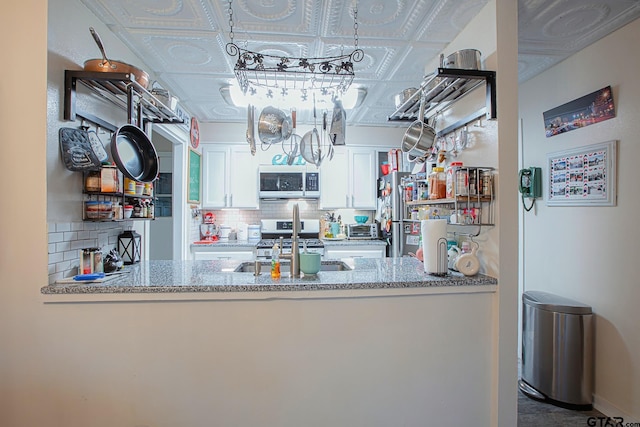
[271, 243, 281, 279]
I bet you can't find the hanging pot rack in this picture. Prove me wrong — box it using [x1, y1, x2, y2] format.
[224, 0, 363, 101]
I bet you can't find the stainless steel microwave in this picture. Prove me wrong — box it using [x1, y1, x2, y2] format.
[259, 166, 320, 199]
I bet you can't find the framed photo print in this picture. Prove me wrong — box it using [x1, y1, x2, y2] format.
[547, 140, 617, 206]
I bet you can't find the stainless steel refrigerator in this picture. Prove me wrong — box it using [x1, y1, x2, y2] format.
[377, 171, 409, 257]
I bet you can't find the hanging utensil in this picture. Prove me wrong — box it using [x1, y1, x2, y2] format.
[312, 96, 323, 166]
[300, 97, 321, 165]
[323, 110, 334, 161]
[257, 106, 292, 145]
[82, 124, 109, 162]
[284, 108, 301, 165]
[401, 93, 436, 159]
[329, 98, 346, 146]
[247, 104, 256, 156]
[110, 124, 159, 183]
[84, 28, 150, 88]
[58, 127, 102, 171]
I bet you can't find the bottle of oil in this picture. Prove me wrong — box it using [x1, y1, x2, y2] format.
[271, 243, 281, 279]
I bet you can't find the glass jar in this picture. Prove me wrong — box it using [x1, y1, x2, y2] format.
[480, 170, 492, 196]
[428, 167, 446, 199]
[85, 171, 101, 192]
[456, 168, 469, 196]
[446, 162, 463, 198]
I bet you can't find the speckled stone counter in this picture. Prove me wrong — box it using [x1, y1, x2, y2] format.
[41, 257, 496, 300]
[320, 239, 387, 247]
[190, 241, 257, 248]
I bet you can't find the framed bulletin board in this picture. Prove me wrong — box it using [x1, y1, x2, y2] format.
[547, 140, 617, 206]
[188, 148, 201, 204]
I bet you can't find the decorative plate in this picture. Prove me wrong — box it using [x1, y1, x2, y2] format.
[190, 117, 200, 149]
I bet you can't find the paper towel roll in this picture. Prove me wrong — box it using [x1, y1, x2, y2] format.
[421, 219, 448, 274]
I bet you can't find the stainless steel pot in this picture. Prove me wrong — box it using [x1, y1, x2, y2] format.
[443, 49, 482, 70]
[401, 120, 436, 158]
[401, 94, 436, 158]
[394, 87, 418, 109]
[257, 106, 292, 145]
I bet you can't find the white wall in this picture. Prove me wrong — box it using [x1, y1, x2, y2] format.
[0, 1, 519, 426]
[519, 18, 640, 422]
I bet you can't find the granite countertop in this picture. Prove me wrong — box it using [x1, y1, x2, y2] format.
[41, 257, 496, 295]
[320, 239, 387, 246]
[191, 240, 257, 248]
[191, 239, 387, 248]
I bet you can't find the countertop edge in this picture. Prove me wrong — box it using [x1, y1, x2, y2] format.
[41, 283, 497, 303]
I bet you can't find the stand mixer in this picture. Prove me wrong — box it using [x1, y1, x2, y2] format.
[200, 212, 219, 242]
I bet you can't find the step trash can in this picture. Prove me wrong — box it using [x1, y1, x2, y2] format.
[519, 290, 594, 410]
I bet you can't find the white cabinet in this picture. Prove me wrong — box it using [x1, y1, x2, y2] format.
[191, 246, 255, 261]
[320, 147, 376, 209]
[201, 144, 259, 209]
[323, 244, 386, 260]
[319, 148, 348, 208]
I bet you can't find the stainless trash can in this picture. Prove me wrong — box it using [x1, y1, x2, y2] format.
[519, 290, 594, 410]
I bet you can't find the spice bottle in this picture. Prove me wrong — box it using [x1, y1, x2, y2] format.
[446, 161, 463, 198]
[85, 171, 101, 192]
[428, 167, 446, 199]
[271, 243, 281, 279]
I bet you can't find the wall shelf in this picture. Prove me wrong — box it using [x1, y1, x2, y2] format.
[64, 70, 184, 128]
[388, 68, 496, 125]
[402, 167, 495, 226]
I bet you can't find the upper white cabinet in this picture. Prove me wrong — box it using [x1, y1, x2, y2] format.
[201, 144, 259, 209]
[320, 147, 376, 210]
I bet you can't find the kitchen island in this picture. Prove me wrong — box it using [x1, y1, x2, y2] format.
[38, 257, 498, 426]
[41, 257, 496, 302]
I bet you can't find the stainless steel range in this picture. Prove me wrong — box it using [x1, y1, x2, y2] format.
[256, 219, 324, 259]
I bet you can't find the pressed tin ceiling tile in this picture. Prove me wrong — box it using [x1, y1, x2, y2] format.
[78, 0, 640, 124]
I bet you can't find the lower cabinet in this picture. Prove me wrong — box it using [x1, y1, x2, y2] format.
[191, 247, 255, 261]
[323, 244, 386, 260]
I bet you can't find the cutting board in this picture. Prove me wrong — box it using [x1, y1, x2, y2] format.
[55, 271, 127, 285]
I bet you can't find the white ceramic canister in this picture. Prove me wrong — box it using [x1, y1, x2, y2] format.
[237, 223, 248, 241]
[218, 224, 232, 241]
[247, 224, 261, 243]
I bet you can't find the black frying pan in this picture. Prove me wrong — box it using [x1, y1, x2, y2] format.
[110, 124, 159, 183]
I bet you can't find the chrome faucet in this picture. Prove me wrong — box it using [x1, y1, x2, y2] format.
[279, 203, 301, 278]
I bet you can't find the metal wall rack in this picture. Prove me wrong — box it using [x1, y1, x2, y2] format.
[64, 70, 184, 130]
[388, 68, 496, 135]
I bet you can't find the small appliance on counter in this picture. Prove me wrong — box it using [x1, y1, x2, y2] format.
[200, 223, 218, 242]
[203, 212, 216, 224]
[346, 223, 379, 240]
[199, 212, 219, 242]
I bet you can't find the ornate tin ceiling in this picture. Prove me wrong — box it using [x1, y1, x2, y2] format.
[79, 0, 640, 126]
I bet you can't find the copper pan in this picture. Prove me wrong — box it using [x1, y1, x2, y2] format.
[83, 28, 150, 89]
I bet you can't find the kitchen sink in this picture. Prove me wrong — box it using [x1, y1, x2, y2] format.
[233, 260, 352, 273]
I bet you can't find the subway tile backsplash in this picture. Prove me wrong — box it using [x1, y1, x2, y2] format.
[201, 200, 375, 231]
[47, 221, 128, 284]
[49, 202, 377, 283]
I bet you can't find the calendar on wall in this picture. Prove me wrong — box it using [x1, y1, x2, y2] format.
[547, 140, 617, 207]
